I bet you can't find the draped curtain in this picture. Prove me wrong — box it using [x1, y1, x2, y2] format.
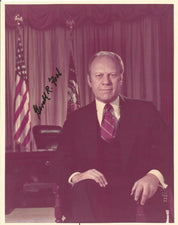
[5, 4, 173, 151]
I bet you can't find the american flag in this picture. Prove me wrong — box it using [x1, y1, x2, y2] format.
[14, 30, 32, 151]
[67, 53, 80, 117]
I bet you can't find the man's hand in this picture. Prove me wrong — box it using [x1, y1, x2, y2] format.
[131, 173, 159, 205]
[71, 169, 108, 187]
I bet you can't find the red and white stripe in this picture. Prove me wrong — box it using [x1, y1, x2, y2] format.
[14, 33, 32, 151]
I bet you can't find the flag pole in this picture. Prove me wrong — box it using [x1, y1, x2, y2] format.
[66, 18, 81, 117]
[66, 18, 75, 59]
[14, 15, 23, 152]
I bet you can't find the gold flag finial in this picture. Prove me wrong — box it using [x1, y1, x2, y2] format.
[15, 14, 23, 26]
[66, 18, 75, 31]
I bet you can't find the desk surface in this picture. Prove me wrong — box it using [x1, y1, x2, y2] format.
[5, 207, 55, 223]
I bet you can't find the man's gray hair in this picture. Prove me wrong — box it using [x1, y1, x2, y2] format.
[88, 51, 124, 75]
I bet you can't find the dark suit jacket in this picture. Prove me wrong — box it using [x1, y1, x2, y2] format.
[57, 95, 172, 191]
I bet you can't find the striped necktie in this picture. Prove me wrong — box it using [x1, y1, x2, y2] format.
[101, 103, 117, 143]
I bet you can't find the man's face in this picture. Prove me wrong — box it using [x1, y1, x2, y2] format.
[88, 56, 123, 103]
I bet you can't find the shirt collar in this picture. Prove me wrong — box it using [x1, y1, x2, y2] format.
[95, 96, 120, 125]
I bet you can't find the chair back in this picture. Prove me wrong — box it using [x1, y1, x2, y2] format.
[33, 125, 62, 150]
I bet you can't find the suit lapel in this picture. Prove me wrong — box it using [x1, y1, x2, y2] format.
[80, 102, 99, 155]
[119, 96, 136, 171]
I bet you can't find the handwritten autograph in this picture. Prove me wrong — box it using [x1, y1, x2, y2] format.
[33, 67, 62, 119]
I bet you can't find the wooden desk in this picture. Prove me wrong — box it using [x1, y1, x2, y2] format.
[5, 150, 58, 214]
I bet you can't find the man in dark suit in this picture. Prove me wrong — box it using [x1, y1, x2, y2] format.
[57, 51, 172, 222]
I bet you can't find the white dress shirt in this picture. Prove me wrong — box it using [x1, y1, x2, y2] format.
[68, 96, 167, 188]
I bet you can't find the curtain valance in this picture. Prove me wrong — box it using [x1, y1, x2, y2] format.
[6, 4, 172, 30]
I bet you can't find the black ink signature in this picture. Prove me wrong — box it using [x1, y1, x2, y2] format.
[48, 67, 62, 86]
[33, 67, 62, 119]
